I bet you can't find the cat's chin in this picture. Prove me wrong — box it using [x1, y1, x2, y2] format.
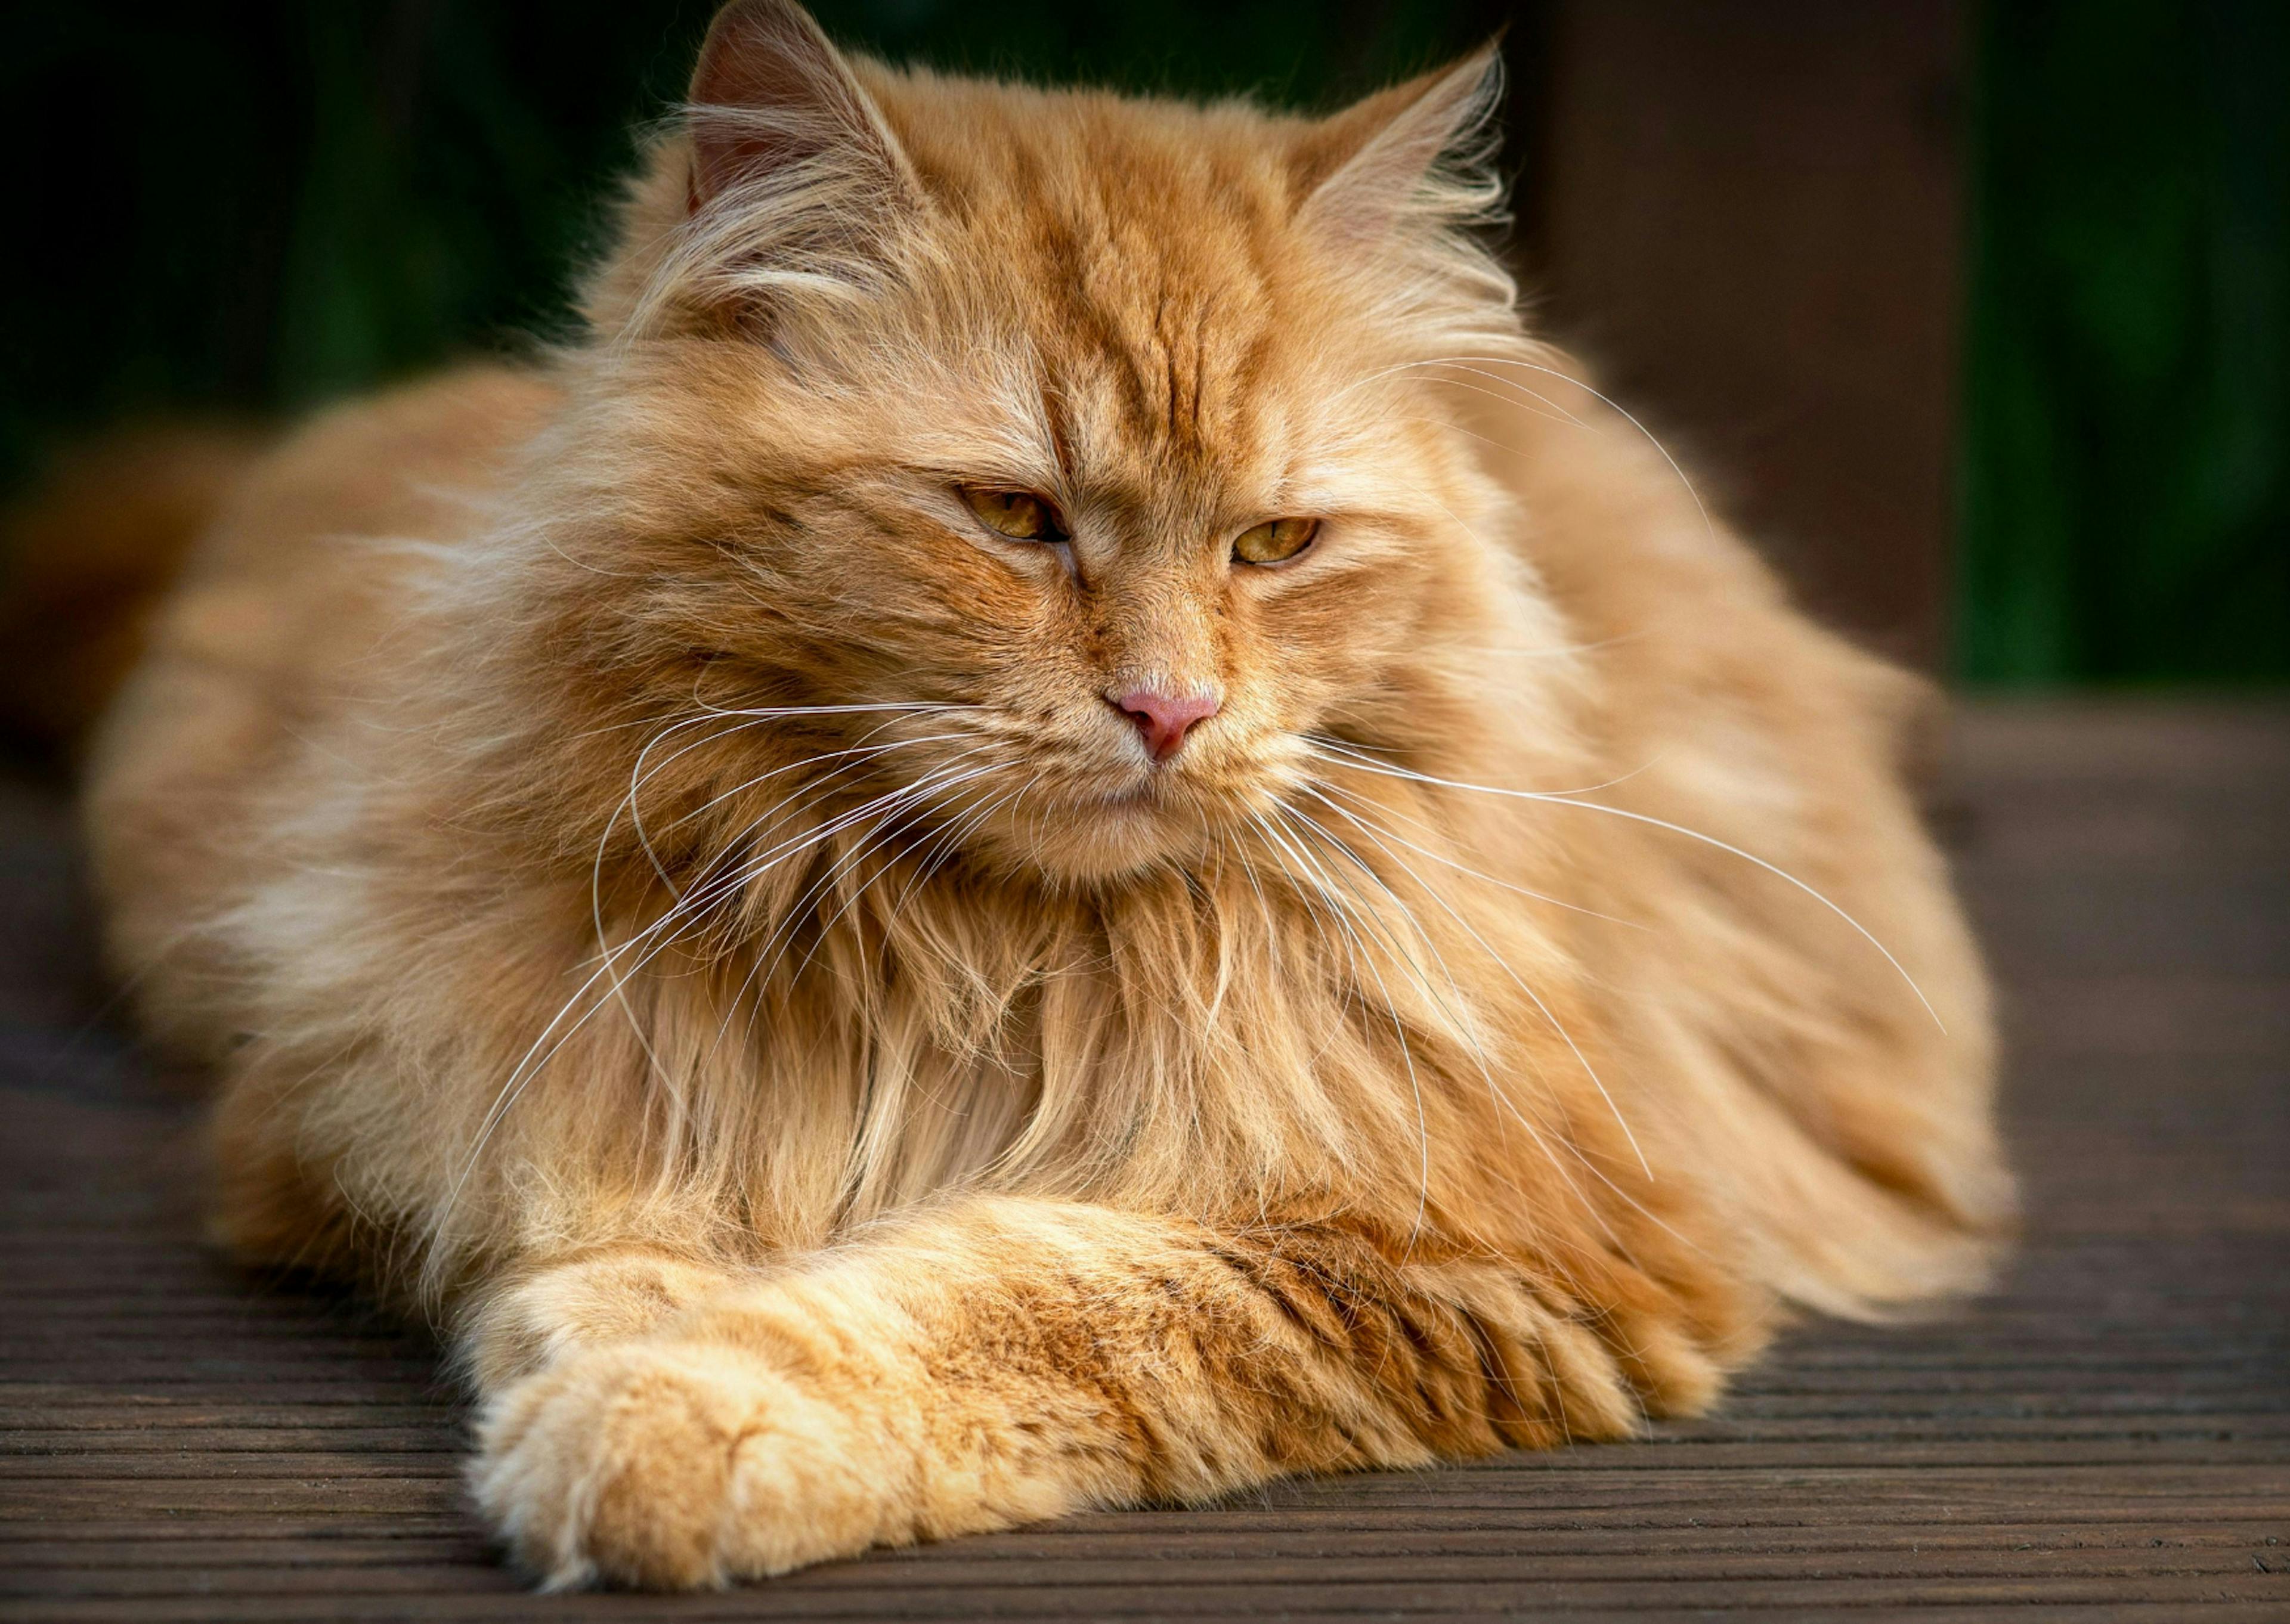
[1029, 804, 1194, 885]
[988, 782, 1220, 888]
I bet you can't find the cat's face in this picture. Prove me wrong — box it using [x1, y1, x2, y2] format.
[749, 306, 1487, 884]
[578, 2, 1542, 885]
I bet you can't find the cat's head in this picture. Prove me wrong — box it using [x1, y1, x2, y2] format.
[555, 0, 1570, 886]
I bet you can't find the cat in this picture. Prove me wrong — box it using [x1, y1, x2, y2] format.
[47, 0, 2012, 1590]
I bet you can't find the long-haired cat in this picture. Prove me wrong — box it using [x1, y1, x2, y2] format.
[48, 0, 2010, 1589]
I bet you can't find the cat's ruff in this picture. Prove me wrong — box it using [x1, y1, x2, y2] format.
[67, 0, 2010, 1589]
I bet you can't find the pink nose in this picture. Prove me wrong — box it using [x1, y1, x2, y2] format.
[1110, 687, 1220, 762]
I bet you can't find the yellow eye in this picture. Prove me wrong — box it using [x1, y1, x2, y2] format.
[960, 486, 1066, 543]
[1233, 516, 1320, 565]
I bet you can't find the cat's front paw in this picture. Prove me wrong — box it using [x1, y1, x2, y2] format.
[470, 1338, 888, 1589]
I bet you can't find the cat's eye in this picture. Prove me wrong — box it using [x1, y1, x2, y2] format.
[1232, 517, 1320, 566]
[960, 486, 1067, 543]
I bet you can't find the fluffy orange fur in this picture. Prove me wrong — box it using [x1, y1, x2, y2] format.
[70, 0, 2009, 1589]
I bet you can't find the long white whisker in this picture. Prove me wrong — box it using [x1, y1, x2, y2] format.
[1277, 802, 1679, 1266]
[1298, 784, 1652, 1179]
[753, 759, 1001, 980]
[655, 725, 973, 843]
[1339, 352, 1720, 556]
[1460, 354, 1718, 550]
[670, 753, 989, 934]
[1311, 731, 1665, 803]
[452, 749, 988, 1232]
[803, 760, 1017, 980]
[1304, 771, 1642, 929]
[1309, 742, 1944, 1031]
[701, 757, 1001, 1072]
[1254, 810, 1431, 1254]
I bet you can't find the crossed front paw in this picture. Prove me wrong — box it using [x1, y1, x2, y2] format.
[470, 1337, 892, 1589]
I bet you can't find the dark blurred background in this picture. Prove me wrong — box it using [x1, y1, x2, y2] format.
[2, 0, 2283, 686]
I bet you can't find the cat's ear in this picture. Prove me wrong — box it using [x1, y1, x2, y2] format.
[1294, 47, 1506, 248]
[685, 0, 918, 216]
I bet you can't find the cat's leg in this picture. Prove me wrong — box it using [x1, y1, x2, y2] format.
[466, 1196, 1731, 1589]
[458, 1247, 745, 1391]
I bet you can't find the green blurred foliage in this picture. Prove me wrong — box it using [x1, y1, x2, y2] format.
[0, 1, 1478, 482]
[1961, 0, 2289, 683]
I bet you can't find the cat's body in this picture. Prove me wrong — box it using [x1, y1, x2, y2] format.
[65, 0, 2008, 1589]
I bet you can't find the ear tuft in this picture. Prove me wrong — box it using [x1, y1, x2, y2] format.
[1295, 47, 1507, 249]
[686, 0, 914, 213]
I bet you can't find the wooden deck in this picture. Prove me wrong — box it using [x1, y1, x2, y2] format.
[3, 700, 2285, 1620]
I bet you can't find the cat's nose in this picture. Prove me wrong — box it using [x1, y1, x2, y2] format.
[1109, 687, 1220, 763]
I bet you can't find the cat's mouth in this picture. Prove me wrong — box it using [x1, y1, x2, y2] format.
[921, 759, 1221, 884]
[1088, 779, 1163, 811]
[896, 721, 1294, 882]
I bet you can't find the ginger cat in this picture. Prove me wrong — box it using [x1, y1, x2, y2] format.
[65, 0, 2010, 1588]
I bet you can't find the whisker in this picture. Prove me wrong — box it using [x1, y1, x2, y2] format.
[1308, 740, 1945, 1031]
[450, 749, 991, 1234]
[1276, 805, 1605, 1218]
[1275, 802, 1678, 1266]
[655, 724, 974, 841]
[700, 757, 1002, 1073]
[1297, 784, 1652, 1180]
[1253, 809, 1432, 1254]
[1304, 770, 1643, 929]
[668, 752, 990, 935]
[1339, 352, 1720, 556]
[805, 760, 1018, 978]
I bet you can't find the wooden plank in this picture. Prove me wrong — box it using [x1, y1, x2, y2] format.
[8, 1545, 2289, 1598]
[11, 1412, 2283, 1456]
[7, 1574, 2290, 1622]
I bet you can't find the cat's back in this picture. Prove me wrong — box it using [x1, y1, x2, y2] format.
[147, 365, 559, 677]
[83, 364, 559, 1052]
